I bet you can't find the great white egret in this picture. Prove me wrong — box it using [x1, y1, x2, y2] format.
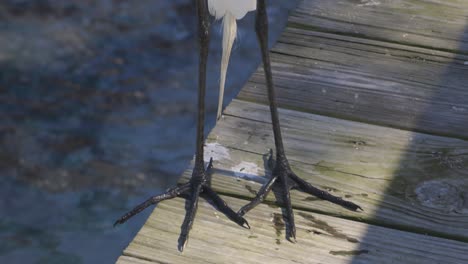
[115, 0, 360, 252]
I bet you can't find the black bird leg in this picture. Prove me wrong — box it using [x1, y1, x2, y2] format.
[238, 0, 362, 242]
[114, 0, 249, 252]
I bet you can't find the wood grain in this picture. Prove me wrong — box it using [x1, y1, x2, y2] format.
[289, 0, 468, 53]
[117, 196, 468, 264]
[117, 0, 468, 262]
[178, 100, 468, 241]
[239, 28, 468, 139]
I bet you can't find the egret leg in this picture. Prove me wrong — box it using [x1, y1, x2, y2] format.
[114, 0, 249, 252]
[238, 0, 361, 242]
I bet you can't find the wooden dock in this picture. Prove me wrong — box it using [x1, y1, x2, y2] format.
[117, 0, 468, 263]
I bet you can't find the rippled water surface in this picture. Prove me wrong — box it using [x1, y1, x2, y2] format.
[0, 0, 297, 263]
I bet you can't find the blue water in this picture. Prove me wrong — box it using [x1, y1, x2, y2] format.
[0, 0, 296, 263]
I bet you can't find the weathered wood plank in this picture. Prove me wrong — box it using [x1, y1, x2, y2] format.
[289, 0, 468, 54]
[117, 256, 156, 264]
[119, 1, 468, 262]
[118, 196, 468, 264]
[179, 100, 468, 241]
[239, 28, 468, 139]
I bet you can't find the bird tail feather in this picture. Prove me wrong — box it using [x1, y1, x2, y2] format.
[217, 12, 237, 121]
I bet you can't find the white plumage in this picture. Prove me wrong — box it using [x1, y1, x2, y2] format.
[208, 0, 256, 20]
[208, 0, 257, 120]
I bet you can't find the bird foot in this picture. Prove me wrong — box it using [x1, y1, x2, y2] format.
[114, 158, 249, 252]
[238, 150, 361, 242]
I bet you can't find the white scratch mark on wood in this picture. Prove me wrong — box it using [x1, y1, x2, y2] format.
[204, 142, 231, 161]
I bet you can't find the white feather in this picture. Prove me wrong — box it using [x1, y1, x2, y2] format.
[217, 12, 237, 120]
[208, 0, 257, 20]
[208, 0, 257, 120]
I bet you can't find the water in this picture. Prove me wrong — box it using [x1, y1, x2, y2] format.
[0, 0, 297, 263]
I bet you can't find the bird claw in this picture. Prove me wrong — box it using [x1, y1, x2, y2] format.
[114, 162, 248, 252]
[239, 156, 361, 243]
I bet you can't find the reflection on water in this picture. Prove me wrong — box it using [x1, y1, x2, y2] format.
[0, 0, 297, 263]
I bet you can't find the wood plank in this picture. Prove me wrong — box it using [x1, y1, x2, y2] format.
[118, 1, 468, 262]
[289, 0, 468, 54]
[179, 100, 468, 241]
[119, 196, 468, 264]
[117, 256, 156, 264]
[239, 28, 468, 139]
